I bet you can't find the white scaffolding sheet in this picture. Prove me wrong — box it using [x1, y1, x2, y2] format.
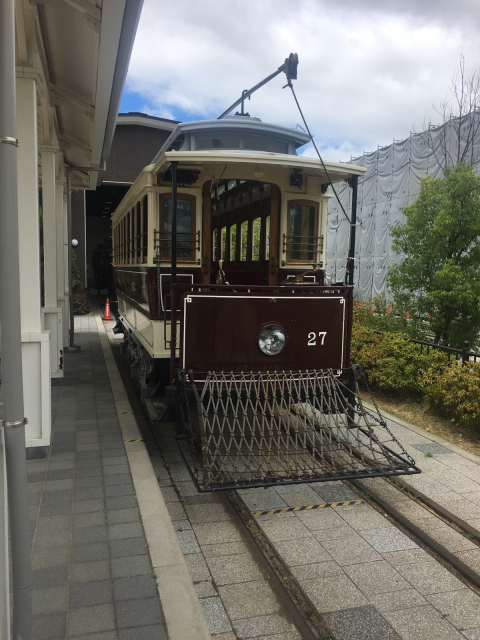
[327, 115, 480, 300]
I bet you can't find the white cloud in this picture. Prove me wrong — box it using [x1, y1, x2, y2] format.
[124, 0, 480, 161]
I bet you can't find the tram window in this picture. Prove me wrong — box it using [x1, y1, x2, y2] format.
[159, 194, 195, 260]
[221, 227, 227, 260]
[212, 229, 218, 261]
[131, 209, 136, 262]
[121, 218, 125, 264]
[126, 212, 131, 264]
[240, 221, 248, 261]
[252, 218, 261, 261]
[196, 134, 241, 150]
[130, 209, 134, 263]
[123, 217, 127, 264]
[136, 203, 141, 262]
[288, 201, 318, 262]
[265, 215, 270, 260]
[242, 135, 288, 154]
[230, 225, 237, 261]
[142, 196, 148, 263]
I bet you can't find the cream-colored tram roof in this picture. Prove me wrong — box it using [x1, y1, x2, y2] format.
[112, 150, 366, 221]
[156, 149, 366, 183]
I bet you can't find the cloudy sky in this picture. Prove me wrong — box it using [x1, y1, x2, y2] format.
[119, 0, 480, 161]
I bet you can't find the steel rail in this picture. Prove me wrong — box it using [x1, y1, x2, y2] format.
[219, 490, 322, 640]
[351, 479, 480, 591]
[390, 477, 480, 542]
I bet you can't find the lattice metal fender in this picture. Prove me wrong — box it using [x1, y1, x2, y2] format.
[175, 367, 420, 492]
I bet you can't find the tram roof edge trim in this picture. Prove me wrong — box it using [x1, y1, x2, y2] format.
[157, 150, 367, 179]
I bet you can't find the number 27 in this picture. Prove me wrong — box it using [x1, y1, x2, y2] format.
[308, 332, 327, 346]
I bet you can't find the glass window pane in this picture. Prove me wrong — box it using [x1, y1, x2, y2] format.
[265, 215, 270, 260]
[241, 221, 248, 261]
[252, 218, 261, 261]
[126, 213, 131, 263]
[230, 225, 237, 261]
[289, 204, 316, 261]
[221, 227, 226, 260]
[136, 204, 141, 259]
[196, 134, 241, 150]
[142, 196, 148, 259]
[163, 198, 192, 259]
[212, 229, 217, 261]
[242, 135, 288, 154]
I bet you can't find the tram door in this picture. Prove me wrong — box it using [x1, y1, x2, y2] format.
[202, 180, 280, 286]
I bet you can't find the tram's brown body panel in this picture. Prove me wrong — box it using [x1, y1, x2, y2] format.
[180, 290, 350, 374]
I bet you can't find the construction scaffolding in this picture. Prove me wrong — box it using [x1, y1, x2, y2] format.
[326, 112, 480, 300]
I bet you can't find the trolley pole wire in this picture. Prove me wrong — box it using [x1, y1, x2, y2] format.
[285, 80, 358, 286]
[0, 0, 32, 637]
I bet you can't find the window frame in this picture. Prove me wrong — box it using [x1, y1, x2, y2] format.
[159, 192, 196, 262]
[286, 199, 320, 264]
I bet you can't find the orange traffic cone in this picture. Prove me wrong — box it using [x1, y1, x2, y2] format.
[103, 298, 113, 321]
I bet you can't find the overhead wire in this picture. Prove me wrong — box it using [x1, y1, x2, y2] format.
[285, 79, 355, 284]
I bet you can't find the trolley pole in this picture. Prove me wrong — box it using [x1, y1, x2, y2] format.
[0, 0, 33, 637]
[347, 174, 358, 287]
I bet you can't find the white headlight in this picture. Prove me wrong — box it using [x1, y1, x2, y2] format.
[258, 324, 286, 356]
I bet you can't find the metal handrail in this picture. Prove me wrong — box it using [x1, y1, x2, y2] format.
[282, 233, 324, 260]
[373, 330, 479, 364]
[154, 229, 200, 260]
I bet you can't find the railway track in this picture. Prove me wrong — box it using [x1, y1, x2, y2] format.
[219, 472, 480, 639]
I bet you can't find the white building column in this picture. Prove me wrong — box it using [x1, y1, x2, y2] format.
[56, 180, 68, 352]
[63, 192, 70, 348]
[40, 147, 63, 380]
[16, 74, 51, 449]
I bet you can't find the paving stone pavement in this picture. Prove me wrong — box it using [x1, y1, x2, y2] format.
[6, 312, 480, 639]
[146, 422, 302, 640]
[28, 315, 168, 640]
[361, 410, 480, 577]
[148, 389, 480, 639]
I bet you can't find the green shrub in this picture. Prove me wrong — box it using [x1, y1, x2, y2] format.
[421, 361, 480, 428]
[351, 327, 449, 396]
[353, 297, 409, 334]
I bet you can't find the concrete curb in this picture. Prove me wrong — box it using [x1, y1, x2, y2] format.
[365, 401, 480, 465]
[96, 316, 212, 640]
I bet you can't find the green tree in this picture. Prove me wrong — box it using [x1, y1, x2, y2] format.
[386, 162, 480, 348]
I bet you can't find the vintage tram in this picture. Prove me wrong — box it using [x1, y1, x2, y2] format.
[112, 114, 364, 381]
[111, 65, 419, 491]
